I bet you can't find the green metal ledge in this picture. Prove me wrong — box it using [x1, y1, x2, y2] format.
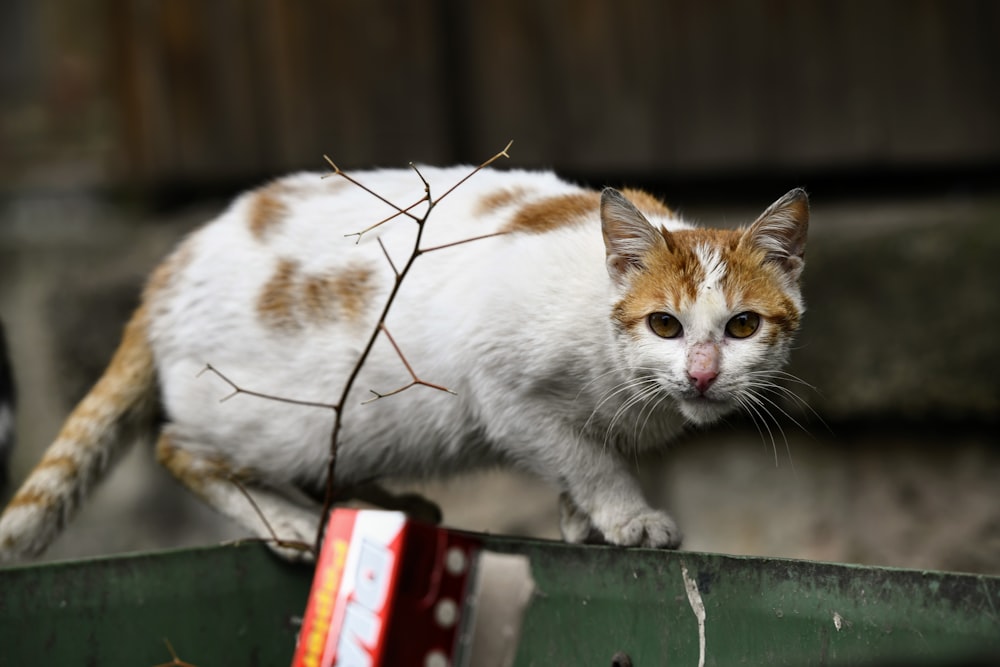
[0, 537, 997, 666]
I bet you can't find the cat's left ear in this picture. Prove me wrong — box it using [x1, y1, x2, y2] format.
[601, 188, 665, 284]
[745, 188, 809, 282]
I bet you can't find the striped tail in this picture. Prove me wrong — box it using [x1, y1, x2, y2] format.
[0, 307, 159, 562]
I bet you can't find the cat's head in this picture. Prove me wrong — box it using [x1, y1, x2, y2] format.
[602, 187, 809, 425]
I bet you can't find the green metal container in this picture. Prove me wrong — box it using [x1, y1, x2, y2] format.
[0, 537, 997, 666]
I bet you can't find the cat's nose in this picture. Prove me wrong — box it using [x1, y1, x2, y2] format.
[688, 370, 718, 394]
[687, 342, 720, 394]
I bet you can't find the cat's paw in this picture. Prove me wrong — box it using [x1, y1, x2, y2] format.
[257, 509, 321, 563]
[559, 493, 607, 544]
[599, 509, 683, 549]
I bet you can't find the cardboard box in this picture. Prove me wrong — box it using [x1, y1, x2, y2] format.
[291, 509, 533, 667]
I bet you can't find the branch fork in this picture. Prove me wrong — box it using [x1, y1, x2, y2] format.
[202, 141, 513, 553]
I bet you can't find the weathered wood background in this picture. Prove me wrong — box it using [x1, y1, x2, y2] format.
[2, 0, 998, 190]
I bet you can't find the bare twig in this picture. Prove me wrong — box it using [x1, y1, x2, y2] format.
[377, 237, 400, 277]
[343, 198, 428, 243]
[198, 142, 514, 556]
[229, 477, 317, 558]
[317, 141, 513, 552]
[198, 364, 337, 412]
[361, 323, 457, 404]
[323, 155, 423, 223]
[419, 231, 509, 255]
[152, 639, 198, 667]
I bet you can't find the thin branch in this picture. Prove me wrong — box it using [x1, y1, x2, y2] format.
[361, 323, 457, 404]
[229, 477, 317, 558]
[152, 639, 199, 667]
[419, 231, 509, 255]
[377, 236, 400, 277]
[317, 141, 513, 552]
[344, 196, 428, 244]
[410, 161, 432, 194]
[323, 155, 422, 222]
[433, 139, 513, 204]
[199, 364, 338, 412]
[194, 141, 516, 557]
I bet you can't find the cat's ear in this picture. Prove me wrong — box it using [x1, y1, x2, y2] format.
[745, 188, 809, 281]
[601, 188, 665, 284]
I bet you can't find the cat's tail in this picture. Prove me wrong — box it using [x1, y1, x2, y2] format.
[0, 307, 159, 562]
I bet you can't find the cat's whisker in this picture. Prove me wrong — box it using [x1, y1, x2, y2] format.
[734, 392, 780, 466]
[601, 379, 659, 454]
[742, 382, 814, 436]
[574, 365, 668, 402]
[740, 388, 796, 472]
[734, 394, 772, 461]
[584, 375, 660, 435]
[634, 387, 673, 451]
[737, 389, 787, 468]
[743, 372, 831, 435]
[752, 368, 818, 389]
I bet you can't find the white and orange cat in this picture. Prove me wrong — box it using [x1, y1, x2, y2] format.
[0, 166, 808, 562]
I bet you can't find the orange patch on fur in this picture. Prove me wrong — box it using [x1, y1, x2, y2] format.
[35, 455, 80, 475]
[249, 184, 290, 241]
[55, 305, 158, 446]
[612, 228, 745, 335]
[5, 489, 56, 509]
[302, 265, 376, 325]
[721, 241, 801, 336]
[475, 186, 534, 216]
[620, 188, 674, 218]
[612, 224, 802, 340]
[258, 260, 376, 330]
[257, 259, 301, 331]
[503, 191, 601, 234]
[144, 238, 195, 308]
[156, 433, 253, 490]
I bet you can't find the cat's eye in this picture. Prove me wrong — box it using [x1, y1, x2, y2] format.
[647, 312, 683, 339]
[725, 312, 761, 339]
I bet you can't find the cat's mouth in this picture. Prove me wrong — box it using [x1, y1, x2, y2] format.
[678, 394, 734, 424]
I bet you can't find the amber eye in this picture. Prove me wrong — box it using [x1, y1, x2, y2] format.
[725, 312, 761, 339]
[647, 312, 683, 339]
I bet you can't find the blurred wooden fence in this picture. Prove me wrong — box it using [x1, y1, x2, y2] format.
[106, 0, 1000, 185]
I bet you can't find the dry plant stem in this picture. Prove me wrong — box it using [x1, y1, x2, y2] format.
[199, 364, 337, 411]
[229, 476, 316, 558]
[152, 639, 198, 667]
[317, 141, 513, 551]
[198, 143, 513, 555]
[361, 323, 457, 403]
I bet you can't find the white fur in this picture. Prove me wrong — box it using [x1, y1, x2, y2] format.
[130, 169, 806, 550]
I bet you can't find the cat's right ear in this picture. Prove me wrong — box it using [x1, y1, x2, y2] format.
[601, 188, 664, 284]
[746, 188, 809, 282]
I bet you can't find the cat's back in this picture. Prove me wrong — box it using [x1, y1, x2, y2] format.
[144, 165, 592, 369]
[150, 166, 589, 316]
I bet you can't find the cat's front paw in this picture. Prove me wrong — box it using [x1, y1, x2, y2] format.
[257, 510, 321, 563]
[559, 492, 606, 544]
[600, 509, 683, 549]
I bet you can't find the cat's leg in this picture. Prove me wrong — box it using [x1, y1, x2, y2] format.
[554, 442, 682, 549]
[558, 492, 606, 544]
[155, 429, 320, 561]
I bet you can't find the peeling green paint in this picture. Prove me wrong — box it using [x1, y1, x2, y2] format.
[0, 539, 997, 666]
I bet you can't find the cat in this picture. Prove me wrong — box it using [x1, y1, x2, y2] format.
[0, 166, 808, 562]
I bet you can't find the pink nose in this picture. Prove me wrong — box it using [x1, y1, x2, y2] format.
[688, 370, 718, 394]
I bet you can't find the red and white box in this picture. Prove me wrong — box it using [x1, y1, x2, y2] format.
[290, 509, 533, 667]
